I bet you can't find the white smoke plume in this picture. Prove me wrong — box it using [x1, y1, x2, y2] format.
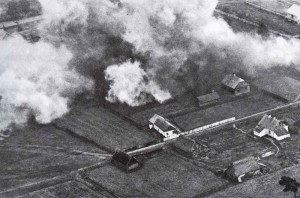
[36, 0, 300, 106]
[105, 60, 171, 106]
[0, 35, 93, 130]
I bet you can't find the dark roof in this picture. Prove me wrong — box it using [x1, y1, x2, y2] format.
[197, 92, 220, 104]
[255, 115, 289, 136]
[150, 114, 175, 132]
[231, 157, 260, 176]
[112, 151, 138, 167]
[222, 74, 247, 89]
[174, 136, 197, 151]
[254, 75, 300, 102]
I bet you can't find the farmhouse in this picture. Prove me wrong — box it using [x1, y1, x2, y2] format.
[254, 75, 300, 102]
[287, 4, 300, 23]
[197, 90, 220, 106]
[225, 157, 261, 182]
[222, 74, 250, 95]
[149, 114, 180, 141]
[111, 150, 140, 172]
[254, 115, 290, 141]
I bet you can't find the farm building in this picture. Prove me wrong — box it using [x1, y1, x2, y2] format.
[222, 74, 250, 95]
[225, 156, 261, 182]
[173, 136, 200, 158]
[254, 115, 290, 141]
[197, 90, 220, 106]
[111, 150, 140, 172]
[173, 135, 211, 158]
[254, 76, 300, 102]
[287, 4, 300, 23]
[149, 114, 180, 141]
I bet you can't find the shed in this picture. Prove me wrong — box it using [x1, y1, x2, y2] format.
[173, 135, 202, 158]
[222, 74, 250, 95]
[254, 115, 290, 141]
[287, 4, 300, 23]
[225, 157, 261, 182]
[197, 91, 220, 106]
[111, 150, 140, 172]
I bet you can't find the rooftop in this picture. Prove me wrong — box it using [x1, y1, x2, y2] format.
[197, 91, 220, 104]
[287, 4, 300, 19]
[222, 74, 246, 89]
[255, 115, 289, 136]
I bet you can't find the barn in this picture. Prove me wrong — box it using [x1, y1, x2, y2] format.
[254, 114, 290, 141]
[111, 150, 140, 172]
[254, 75, 300, 103]
[197, 90, 220, 106]
[222, 74, 250, 95]
[149, 114, 180, 141]
[225, 157, 261, 182]
[287, 4, 300, 23]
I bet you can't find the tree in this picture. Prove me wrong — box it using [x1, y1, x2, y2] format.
[279, 176, 300, 198]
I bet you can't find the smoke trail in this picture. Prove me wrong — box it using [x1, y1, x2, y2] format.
[37, 0, 300, 106]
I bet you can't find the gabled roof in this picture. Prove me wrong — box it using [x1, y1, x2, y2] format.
[197, 92, 220, 104]
[231, 157, 260, 177]
[149, 114, 175, 132]
[255, 115, 289, 136]
[287, 4, 300, 19]
[222, 74, 247, 89]
[111, 151, 138, 167]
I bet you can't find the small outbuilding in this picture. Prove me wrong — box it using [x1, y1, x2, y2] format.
[197, 90, 220, 106]
[287, 4, 300, 23]
[225, 157, 261, 182]
[254, 114, 290, 141]
[173, 135, 203, 158]
[111, 150, 140, 172]
[149, 114, 180, 141]
[222, 74, 250, 95]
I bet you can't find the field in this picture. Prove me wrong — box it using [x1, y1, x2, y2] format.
[192, 126, 273, 170]
[0, 124, 106, 194]
[87, 152, 230, 198]
[129, 101, 197, 127]
[217, 1, 300, 36]
[206, 164, 300, 198]
[173, 93, 284, 131]
[18, 181, 102, 198]
[55, 105, 155, 152]
[188, 106, 300, 173]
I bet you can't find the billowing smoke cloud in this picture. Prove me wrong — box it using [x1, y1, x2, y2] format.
[36, 0, 300, 106]
[0, 35, 93, 130]
[105, 60, 171, 106]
